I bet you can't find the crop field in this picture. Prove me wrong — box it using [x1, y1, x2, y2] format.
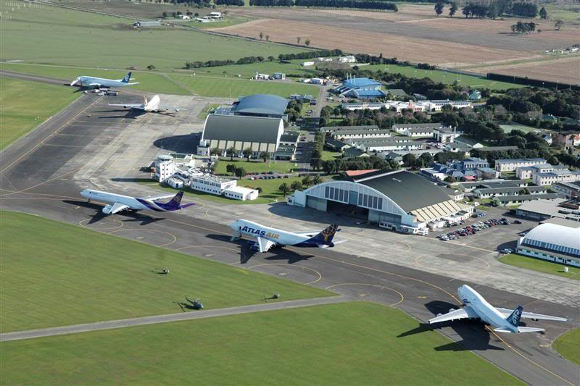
[0, 211, 332, 332]
[0, 2, 305, 71]
[1, 302, 521, 385]
[0, 77, 79, 150]
[553, 328, 580, 365]
[499, 254, 580, 280]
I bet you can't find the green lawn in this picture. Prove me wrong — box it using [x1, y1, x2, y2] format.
[0, 77, 79, 150]
[0, 3, 305, 71]
[322, 150, 341, 161]
[499, 254, 580, 280]
[499, 123, 542, 134]
[1, 302, 522, 385]
[214, 159, 297, 175]
[363, 63, 519, 90]
[0, 211, 332, 332]
[553, 328, 580, 365]
[176, 59, 314, 78]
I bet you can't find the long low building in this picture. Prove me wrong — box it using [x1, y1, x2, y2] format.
[516, 223, 580, 267]
[288, 170, 470, 234]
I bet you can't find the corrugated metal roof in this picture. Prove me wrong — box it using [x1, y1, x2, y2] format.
[343, 78, 381, 88]
[202, 114, 283, 144]
[355, 171, 451, 212]
[233, 94, 289, 117]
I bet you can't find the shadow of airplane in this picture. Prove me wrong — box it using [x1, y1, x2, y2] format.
[62, 199, 165, 225]
[396, 300, 504, 352]
[153, 133, 200, 153]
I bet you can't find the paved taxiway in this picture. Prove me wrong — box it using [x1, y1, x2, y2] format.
[0, 77, 578, 386]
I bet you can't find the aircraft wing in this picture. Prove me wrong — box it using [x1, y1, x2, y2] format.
[256, 237, 275, 253]
[496, 308, 567, 322]
[108, 103, 144, 109]
[87, 82, 102, 88]
[428, 308, 471, 324]
[103, 202, 130, 214]
[144, 193, 175, 200]
[158, 105, 180, 112]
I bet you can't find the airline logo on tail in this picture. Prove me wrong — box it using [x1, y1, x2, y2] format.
[122, 72, 132, 83]
[321, 224, 339, 243]
[507, 305, 523, 327]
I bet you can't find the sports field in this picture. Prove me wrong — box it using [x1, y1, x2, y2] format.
[553, 328, 580, 365]
[0, 211, 332, 332]
[0, 77, 79, 150]
[0, 3, 305, 71]
[1, 302, 521, 385]
[499, 254, 580, 280]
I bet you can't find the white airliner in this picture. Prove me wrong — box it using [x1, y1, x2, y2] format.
[70, 72, 139, 89]
[429, 285, 567, 333]
[81, 189, 193, 215]
[108, 95, 179, 113]
[230, 219, 341, 253]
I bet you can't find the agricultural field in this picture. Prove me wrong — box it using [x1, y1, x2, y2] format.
[0, 77, 79, 150]
[0, 2, 306, 71]
[499, 254, 580, 280]
[1, 302, 522, 385]
[552, 328, 580, 365]
[0, 211, 332, 332]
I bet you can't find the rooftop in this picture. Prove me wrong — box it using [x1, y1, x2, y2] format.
[522, 223, 580, 254]
[232, 94, 289, 117]
[343, 77, 381, 88]
[203, 114, 283, 144]
[495, 158, 546, 164]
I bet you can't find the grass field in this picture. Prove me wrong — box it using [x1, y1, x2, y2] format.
[0, 77, 79, 150]
[322, 150, 341, 161]
[0, 211, 331, 332]
[553, 328, 580, 365]
[499, 123, 542, 134]
[0, 3, 306, 71]
[1, 302, 522, 385]
[499, 254, 580, 280]
[214, 159, 297, 175]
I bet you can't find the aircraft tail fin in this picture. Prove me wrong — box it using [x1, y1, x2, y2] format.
[122, 72, 132, 83]
[506, 305, 523, 327]
[154, 191, 191, 211]
[310, 224, 339, 247]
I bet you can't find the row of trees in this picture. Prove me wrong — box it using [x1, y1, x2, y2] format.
[215, 0, 244, 5]
[434, 1, 458, 17]
[310, 132, 326, 170]
[184, 54, 277, 69]
[460, 0, 538, 19]
[279, 49, 343, 61]
[321, 155, 399, 174]
[278, 175, 324, 197]
[510, 21, 536, 34]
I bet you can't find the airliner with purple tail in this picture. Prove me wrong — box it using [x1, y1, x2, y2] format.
[80, 189, 193, 215]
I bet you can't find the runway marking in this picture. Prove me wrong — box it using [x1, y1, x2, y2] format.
[248, 263, 322, 285]
[0, 95, 102, 175]
[0, 167, 83, 198]
[109, 228, 177, 247]
[324, 283, 404, 306]
[42, 143, 86, 148]
[175, 244, 239, 254]
[443, 240, 495, 254]
[486, 327, 576, 386]
[78, 217, 124, 232]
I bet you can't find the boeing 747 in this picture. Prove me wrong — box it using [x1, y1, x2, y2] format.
[81, 189, 193, 215]
[108, 95, 179, 114]
[429, 284, 567, 333]
[70, 72, 138, 89]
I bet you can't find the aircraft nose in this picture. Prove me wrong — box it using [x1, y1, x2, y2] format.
[230, 221, 238, 231]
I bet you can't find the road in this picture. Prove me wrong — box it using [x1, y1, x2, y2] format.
[0, 73, 578, 386]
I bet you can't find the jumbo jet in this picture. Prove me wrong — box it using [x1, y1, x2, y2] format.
[230, 219, 341, 253]
[70, 72, 139, 89]
[429, 284, 567, 333]
[108, 95, 179, 114]
[80, 189, 193, 215]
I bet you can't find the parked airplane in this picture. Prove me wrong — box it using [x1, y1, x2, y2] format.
[230, 219, 341, 253]
[80, 189, 193, 215]
[70, 72, 138, 89]
[429, 284, 567, 333]
[108, 95, 179, 113]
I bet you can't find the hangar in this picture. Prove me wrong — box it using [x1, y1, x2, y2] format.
[289, 170, 469, 234]
[516, 223, 580, 267]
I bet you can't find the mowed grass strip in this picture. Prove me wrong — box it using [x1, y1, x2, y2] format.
[553, 328, 580, 365]
[499, 253, 580, 280]
[1, 302, 522, 385]
[0, 77, 79, 150]
[0, 211, 332, 332]
[214, 159, 297, 175]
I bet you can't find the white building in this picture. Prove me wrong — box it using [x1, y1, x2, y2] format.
[338, 55, 356, 63]
[207, 11, 222, 18]
[516, 223, 580, 267]
[197, 139, 210, 157]
[495, 158, 546, 172]
[224, 186, 259, 201]
[191, 175, 236, 195]
[154, 155, 176, 182]
[533, 170, 580, 186]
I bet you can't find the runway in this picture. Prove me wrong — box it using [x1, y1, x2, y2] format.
[0, 74, 578, 386]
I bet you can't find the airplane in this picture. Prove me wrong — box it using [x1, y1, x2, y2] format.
[70, 72, 139, 89]
[230, 219, 341, 253]
[108, 95, 179, 114]
[429, 284, 567, 333]
[80, 189, 193, 215]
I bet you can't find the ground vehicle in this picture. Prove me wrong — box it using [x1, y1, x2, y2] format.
[513, 220, 522, 224]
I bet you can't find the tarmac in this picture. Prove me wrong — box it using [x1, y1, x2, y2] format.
[0, 74, 578, 386]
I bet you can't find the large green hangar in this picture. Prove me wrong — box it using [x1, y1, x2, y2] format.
[289, 171, 469, 234]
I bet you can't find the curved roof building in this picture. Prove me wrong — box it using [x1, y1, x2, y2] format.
[517, 223, 580, 267]
[289, 170, 468, 234]
[232, 94, 289, 118]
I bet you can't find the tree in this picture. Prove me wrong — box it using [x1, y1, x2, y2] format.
[297, 37, 301, 44]
[402, 153, 417, 168]
[434, 1, 444, 16]
[259, 32, 264, 40]
[419, 152, 433, 167]
[290, 181, 303, 191]
[302, 175, 313, 187]
[234, 167, 246, 178]
[226, 164, 236, 175]
[444, 176, 457, 183]
[555, 19, 563, 31]
[227, 146, 236, 161]
[449, 2, 458, 17]
[304, 39, 311, 47]
[312, 175, 322, 185]
[243, 147, 253, 161]
[265, 35, 270, 41]
[162, 11, 168, 18]
[311, 158, 323, 171]
[146, 65, 156, 71]
[278, 182, 290, 197]
[210, 147, 220, 156]
[260, 152, 270, 163]
[267, 55, 275, 62]
[539, 7, 547, 20]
